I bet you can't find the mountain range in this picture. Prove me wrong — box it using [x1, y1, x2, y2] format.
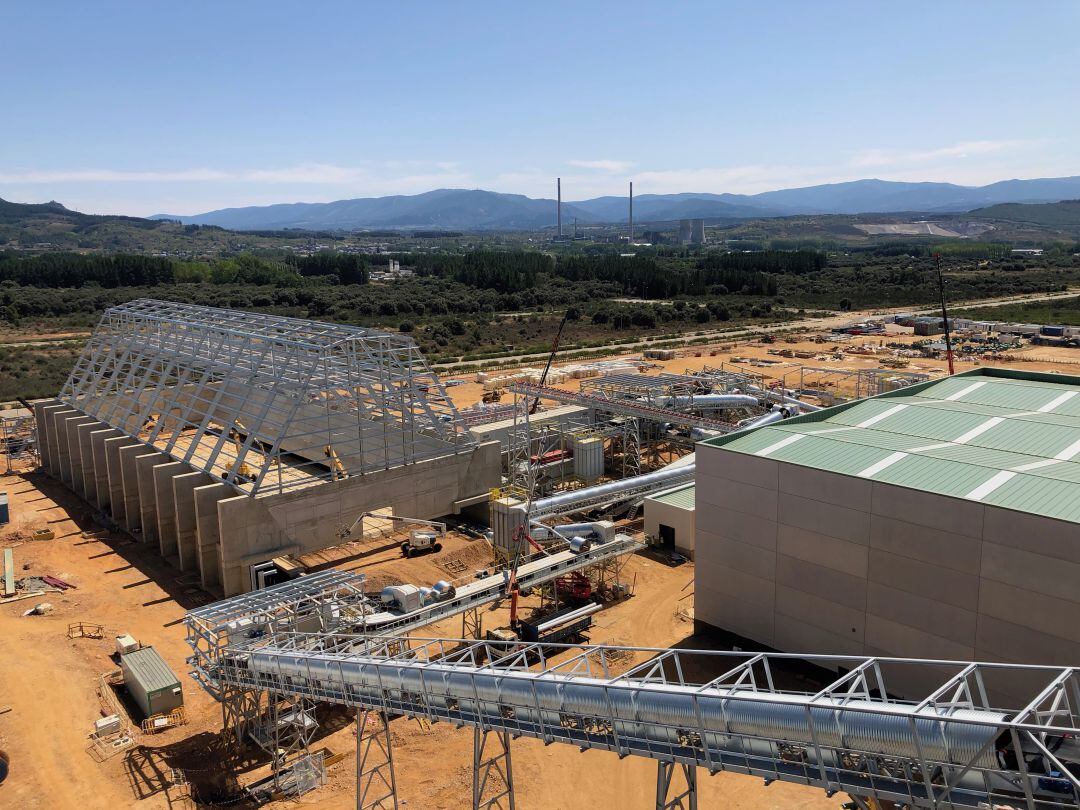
[143, 174, 1080, 232]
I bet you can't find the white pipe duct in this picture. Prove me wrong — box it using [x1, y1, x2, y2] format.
[530, 462, 695, 515]
[649, 394, 759, 410]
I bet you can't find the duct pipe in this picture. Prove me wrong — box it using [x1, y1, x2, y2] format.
[531, 462, 695, 515]
[648, 394, 759, 410]
[747, 385, 823, 412]
[736, 409, 786, 430]
[241, 649, 1007, 771]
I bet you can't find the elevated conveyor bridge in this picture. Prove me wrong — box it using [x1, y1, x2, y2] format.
[187, 581, 1080, 809]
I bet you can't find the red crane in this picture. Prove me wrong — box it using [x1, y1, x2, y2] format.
[507, 523, 546, 629]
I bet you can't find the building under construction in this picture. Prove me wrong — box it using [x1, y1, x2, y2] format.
[33, 300, 501, 595]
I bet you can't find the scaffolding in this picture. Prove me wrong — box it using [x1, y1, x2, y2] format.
[59, 299, 474, 496]
[0, 413, 36, 472]
[797, 367, 931, 406]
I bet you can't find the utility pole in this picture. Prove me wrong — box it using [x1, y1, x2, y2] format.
[935, 253, 955, 375]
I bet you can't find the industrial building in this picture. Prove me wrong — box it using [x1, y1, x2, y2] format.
[643, 482, 695, 557]
[695, 367, 1080, 699]
[33, 300, 501, 596]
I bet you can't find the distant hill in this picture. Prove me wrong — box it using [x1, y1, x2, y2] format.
[968, 199, 1080, 229]
[156, 189, 598, 232]
[155, 176, 1080, 231]
[0, 197, 325, 254]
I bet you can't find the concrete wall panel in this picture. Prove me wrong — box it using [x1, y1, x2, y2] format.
[696, 476, 777, 521]
[778, 492, 870, 545]
[695, 502, 777, 551]
[33, 400, 63, 475]
[869, 514, 982, 574]
[118, 444, 147, 533]
[777, 524, 868, 578]
[46, 407, 78, 479]
[135, 452, 168, 543]
[62, 414, 95, 490]
[174, 472, 213, 571]
[153, 462, 187, 559]
[194, 483, 231, 591]
[982, 506, 1080, 565]
[696, 528, 775, 581]
[867, 549, 980, 611]
[779, 465, 872, 510]
[89, 428, 122, 510]
[869, 485, 983, 538]
[104, 437, 131, 523]
[775, 554, 867, 611]
[76, 420, 106, 503]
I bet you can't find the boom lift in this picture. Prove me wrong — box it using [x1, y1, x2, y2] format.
[336, 511, 448, 557]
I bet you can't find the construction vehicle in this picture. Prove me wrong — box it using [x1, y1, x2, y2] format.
[551, 570, 592, 603]
[481, 389, 503, 404]
[529, 311, 570, 415]
[337, 511, 448, 556]
[507, 523, 548, 630]
[324, 445, 348, 480]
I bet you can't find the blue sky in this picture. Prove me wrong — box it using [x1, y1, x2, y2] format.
[2, 1, 1078, 215]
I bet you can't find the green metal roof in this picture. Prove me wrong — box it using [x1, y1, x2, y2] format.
[704, 368, 1080, 524]
[649, 483, 696, 510]
[121, 646, 180, 693]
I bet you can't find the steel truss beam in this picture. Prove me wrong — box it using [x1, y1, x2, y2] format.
[60, 299, 473, 496]
[186, 617, 1080, 810]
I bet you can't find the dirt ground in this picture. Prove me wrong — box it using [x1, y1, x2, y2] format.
[0, 460, 844, 809]
[442, 325, 1080, 412]
[5, 317, 1080, 809]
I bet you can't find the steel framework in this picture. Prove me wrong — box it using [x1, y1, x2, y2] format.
[186, 616, 1080, 810]
[60, 299, 473, 495]
[797, 367, 931, 407]
[0, 413, 36, 472]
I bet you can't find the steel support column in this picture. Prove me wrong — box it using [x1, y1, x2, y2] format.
[473, 727, 515, 810]
[356, 709, 399, 810]
[656, 761, 696, 810]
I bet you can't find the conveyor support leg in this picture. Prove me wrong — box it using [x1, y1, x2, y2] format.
[356, 709, 399, 810]
[656, 761, 697, 810]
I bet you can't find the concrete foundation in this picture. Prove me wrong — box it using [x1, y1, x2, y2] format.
[35, 403, 501, 597]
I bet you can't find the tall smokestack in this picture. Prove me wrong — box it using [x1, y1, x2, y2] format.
[629, 180, 634, 244]
[557, 177, 562, 237]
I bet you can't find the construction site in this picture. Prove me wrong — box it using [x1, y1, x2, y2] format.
[3, 298, 1080, 810]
